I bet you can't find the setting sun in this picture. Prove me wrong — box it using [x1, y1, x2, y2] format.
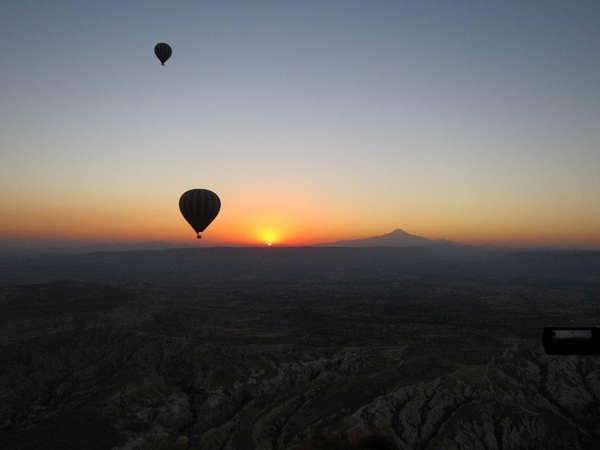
[258, 229, 281, 246]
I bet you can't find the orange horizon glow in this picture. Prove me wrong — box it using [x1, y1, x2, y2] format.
[1, 189, 599, 249]
[2, 220, 600, 250]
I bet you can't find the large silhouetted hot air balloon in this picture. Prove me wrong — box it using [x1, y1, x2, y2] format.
[154, 43, 172, 66]
[179, 189, 221, 238]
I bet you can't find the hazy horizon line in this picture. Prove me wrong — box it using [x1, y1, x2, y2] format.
[1, 236, 599, 254]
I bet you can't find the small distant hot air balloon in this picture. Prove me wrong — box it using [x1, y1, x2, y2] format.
[154, 43, 172, 66]
[175, 436, 190, 449]
[179, 189, 221, 239]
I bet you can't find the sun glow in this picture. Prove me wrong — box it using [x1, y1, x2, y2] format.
[258, 229, 281, 246]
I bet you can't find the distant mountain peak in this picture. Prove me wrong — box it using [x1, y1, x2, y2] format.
[319, 229, 463, 247]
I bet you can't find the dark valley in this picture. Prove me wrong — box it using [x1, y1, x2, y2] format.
[1, 246, 599, 449]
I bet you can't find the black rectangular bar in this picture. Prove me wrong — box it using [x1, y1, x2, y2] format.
[542, 327, 600, 355]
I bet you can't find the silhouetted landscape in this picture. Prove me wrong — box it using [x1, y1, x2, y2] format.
[1, 241, 600, 449]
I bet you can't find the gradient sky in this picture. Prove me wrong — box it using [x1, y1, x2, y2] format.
[1, 1, 599, 248]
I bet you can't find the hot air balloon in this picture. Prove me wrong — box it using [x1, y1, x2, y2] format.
[175, 436, 190, 449]
[179, 189, 221, 239]
[154, 43, 172, 66]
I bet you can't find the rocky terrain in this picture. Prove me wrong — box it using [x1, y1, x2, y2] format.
[1, 248, 599, 449]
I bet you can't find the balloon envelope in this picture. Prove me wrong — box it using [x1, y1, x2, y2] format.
[154, 43, 172, 65]
[179, 189, 221, 238]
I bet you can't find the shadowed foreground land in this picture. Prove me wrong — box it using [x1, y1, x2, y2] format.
[1, 247, 600, 449]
